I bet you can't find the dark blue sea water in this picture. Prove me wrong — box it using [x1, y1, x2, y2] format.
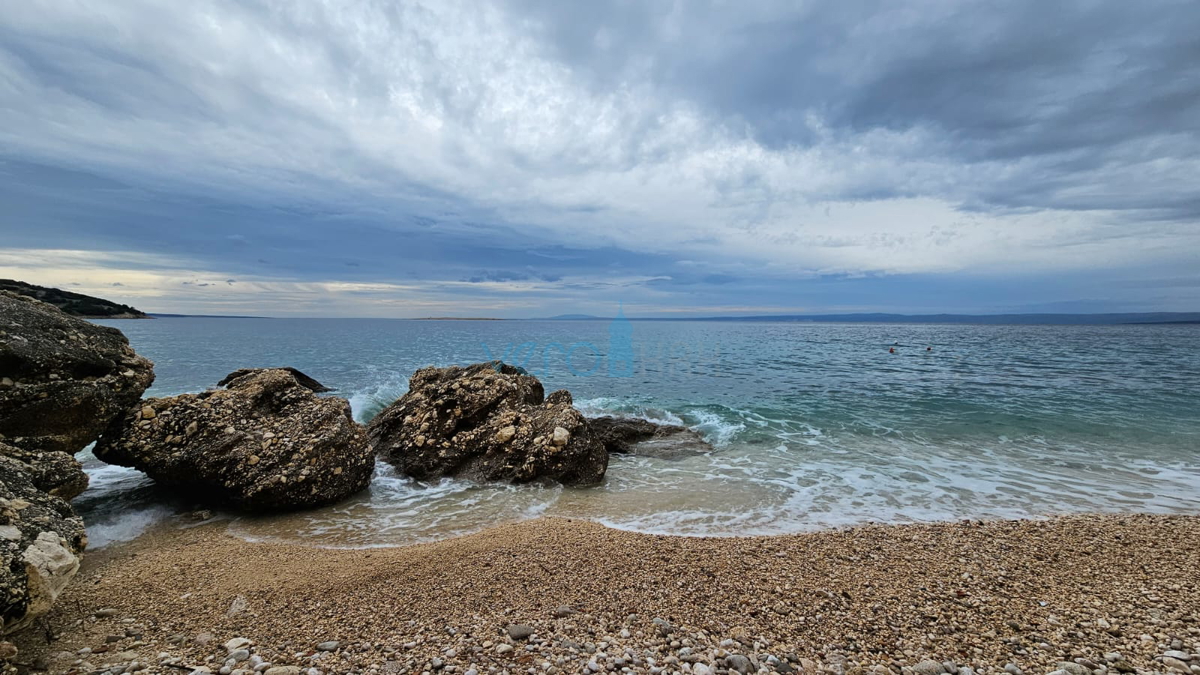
[80, 318, 1200, 548]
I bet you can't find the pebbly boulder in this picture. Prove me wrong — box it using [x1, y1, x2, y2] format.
[368, 362, 608, 486]
[0, 441, 88, 501]
[0, 456, 86, 634]
[587, 416, 712, 460]
[93, 368, 373, 511]
[0, 291, 154, 456]
[217, 367, 332, 392]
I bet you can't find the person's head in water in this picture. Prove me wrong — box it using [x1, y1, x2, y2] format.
[889, 347, 895, 354]
[927, 346, 932, 352]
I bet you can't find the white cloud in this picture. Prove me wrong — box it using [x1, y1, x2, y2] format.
[1, 0, 1197, 299]
[0, 248, 674, 317]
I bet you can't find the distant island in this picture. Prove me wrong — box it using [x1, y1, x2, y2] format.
[0, 279, 149, 319]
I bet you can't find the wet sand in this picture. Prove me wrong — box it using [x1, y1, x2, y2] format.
[11, 514, 1200, 675]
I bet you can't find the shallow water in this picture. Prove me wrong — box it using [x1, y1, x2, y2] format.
[79, 318, 1200, 548]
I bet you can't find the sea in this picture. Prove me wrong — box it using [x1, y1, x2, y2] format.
[78, 317, 1200, 549]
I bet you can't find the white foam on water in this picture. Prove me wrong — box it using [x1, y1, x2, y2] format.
[72, 387, 1200, 551]
[74, 458, 178, 549]
[228, 460, 565, 549]
[682, 409, 745, 447]
[574, 397, 747, 449]
[573, 396, 628, 417]
[85, 505, 175, 549]
[82, 460, 147, 493]
[573, 397, 686, 427]
[345, 372, 410, 423]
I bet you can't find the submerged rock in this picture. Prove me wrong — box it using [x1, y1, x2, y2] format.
[0, 291, 154, 455]
[0, 441, 88, 501]
[0, 456, 86, 634]
[368, 362, 608, 486]
[94, 368, 373, 511]
[587, 416, 712, 460]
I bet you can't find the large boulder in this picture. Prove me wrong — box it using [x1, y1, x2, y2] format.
[93, 368, 373, 511]
[587, 416, 712, 460]
[0, 456, 86, 634]
[368, 362, 608, 486]
[0, 442, 88, 501]
[0, 291, 154, 455]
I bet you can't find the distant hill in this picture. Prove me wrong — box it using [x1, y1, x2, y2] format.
[681, 312, 1200, 324]
[149, 313, 266, 319]
[0, 279, 149, 319]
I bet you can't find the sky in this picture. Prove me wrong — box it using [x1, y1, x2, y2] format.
[1, 1, 1198, 318]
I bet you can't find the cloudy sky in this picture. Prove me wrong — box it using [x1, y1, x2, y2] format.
[1, 1, 1198, 317]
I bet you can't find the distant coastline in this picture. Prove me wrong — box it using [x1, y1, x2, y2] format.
[148, 313, 268, 319]
[535, 311, 1200, 325]
[138, 312, 1200, 323]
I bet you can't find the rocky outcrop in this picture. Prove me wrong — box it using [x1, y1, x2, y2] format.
[0, 442, 88, 501]
[0, 279, 148, 319]
[0, 291, 154, 456]
[93, 368, 373, 511]
[368, 362, 608, 486]
[0, 456, 86, 634]
[587, 416, 712, 460]
[217, 367, 332, 393]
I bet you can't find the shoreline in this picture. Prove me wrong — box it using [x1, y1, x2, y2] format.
[13, 513, 1200, 675]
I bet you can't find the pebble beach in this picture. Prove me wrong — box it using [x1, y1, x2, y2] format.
[13, 513, 1200, 675]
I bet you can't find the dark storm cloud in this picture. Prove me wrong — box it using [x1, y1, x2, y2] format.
[0, 1, 1197, 315]
[512, 0, 1200, 216]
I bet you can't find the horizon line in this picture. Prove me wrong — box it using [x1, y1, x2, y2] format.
[134, 310, 1200, 324]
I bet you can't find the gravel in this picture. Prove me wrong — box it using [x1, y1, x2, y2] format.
[8, 513, 1200, 675]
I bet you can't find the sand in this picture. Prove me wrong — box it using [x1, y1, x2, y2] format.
[10, 514, 1200, 675]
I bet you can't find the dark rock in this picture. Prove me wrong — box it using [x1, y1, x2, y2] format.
[217, 367, 332, 393]
[587, 416, 711, 460]
[0, 441, 88, 501]
[368, 362, 607, 486]
[0, 291, 154, 455]
[770, 658, 796, 674]
[725, 655, 754, 674]
[0, 455, 86, 634]
[93, 368, 373, 511]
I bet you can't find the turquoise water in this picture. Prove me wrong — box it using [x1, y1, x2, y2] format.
[78, 318, 1200, 548]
